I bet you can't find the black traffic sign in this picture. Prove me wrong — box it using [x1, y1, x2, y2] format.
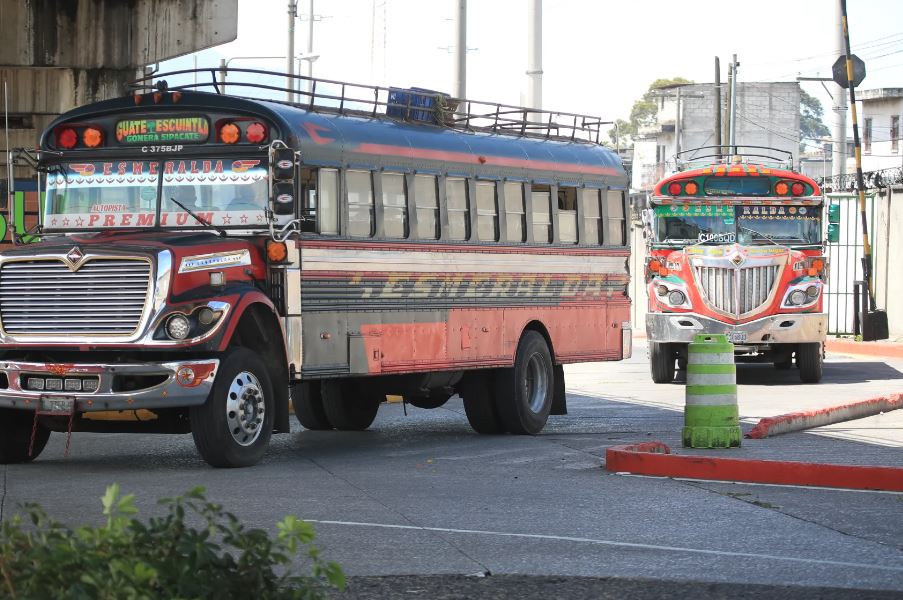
[832, 54, 866, 89]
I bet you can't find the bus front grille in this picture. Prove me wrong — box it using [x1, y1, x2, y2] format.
[0, 258, 151, 336]
[694, 264, 780, 317]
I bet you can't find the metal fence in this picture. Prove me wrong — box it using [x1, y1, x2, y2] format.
[823, 192, 879, 335]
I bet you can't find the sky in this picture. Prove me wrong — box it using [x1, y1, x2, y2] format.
[161, 0, 903, 141]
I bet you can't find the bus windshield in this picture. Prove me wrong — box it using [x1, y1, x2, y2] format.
[654, 204, 821, 246]
[44, 158, 268, 230]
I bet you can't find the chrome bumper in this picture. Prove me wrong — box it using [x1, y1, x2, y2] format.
[646, 312, 827, 345]
[0, 359, 218, 412]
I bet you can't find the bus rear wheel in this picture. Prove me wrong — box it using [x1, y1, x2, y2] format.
[797, 343, 823, 383]
[291, 381, 333, 430]
[494, 331, 554, 435]
[0, 409, 50, 464]
[650, 342, 676, 383]
[190, 348, 274, 468]
[321, 379, 381, 431]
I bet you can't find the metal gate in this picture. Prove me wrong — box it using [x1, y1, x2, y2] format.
[823, 192, 879, 335]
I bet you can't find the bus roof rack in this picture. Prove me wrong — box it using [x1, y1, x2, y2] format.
[674, 145, 794, 171]
[130, 67, 612, 146]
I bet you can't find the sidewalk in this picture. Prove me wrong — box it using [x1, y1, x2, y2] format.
[825, 337, 903, 360]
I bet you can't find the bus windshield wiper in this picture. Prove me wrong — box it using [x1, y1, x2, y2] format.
[738, 224, 781, 247]
[168, 197, 227, 236]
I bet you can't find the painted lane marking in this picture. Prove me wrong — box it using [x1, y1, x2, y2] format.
[306, 519, 903, 573]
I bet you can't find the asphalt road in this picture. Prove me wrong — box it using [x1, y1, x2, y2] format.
[2, 343, 902, 597]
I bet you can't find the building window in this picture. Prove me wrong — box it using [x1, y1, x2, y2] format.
[605, 190, 626, 246]
[318, 168, 339, 235]
[381, 172, 408, 238]
[446, 177, 470, 240]
[531, 186, 552, 243]
[346, 170, 374, 238]
[503, 182, 526, 242]
[476, 181, 499, 242]
[580, 188, 602, 245]
[414, 174, 439, 239]
[558, 186, 578, 244]
[864, 117, 872, 154]
[892, 115, 899, 153]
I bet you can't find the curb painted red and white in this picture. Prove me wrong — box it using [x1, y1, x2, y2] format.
[826, 338, 903, 360]
[745, 393, 903, 439]
[605, 441, 903, 492]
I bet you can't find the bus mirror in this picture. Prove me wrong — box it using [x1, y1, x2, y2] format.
[826, 223, 840, 243]
[272, 182, 295, 215]
[272, 148, 295, 181]
[828, 204, 840, 224]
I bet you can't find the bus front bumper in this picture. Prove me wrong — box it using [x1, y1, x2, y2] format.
[0, 359, 218, 413]
[646, 312, 828, 345]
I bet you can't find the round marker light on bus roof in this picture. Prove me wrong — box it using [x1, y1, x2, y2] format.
[165, 314, 191, 340]
[791, 182, 805, 196]
[667, 290, 686, 306]
[775, 181, 789, 196]
[219, 122, 240, 144]
[83, 127, 103, 148]
[668, 182, 682, 196]
[684, 181, 699, 195]
[57, 127, 78, 149]
[246, 122, 268, 143]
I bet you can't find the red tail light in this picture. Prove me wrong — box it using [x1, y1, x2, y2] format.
[83, 127, 103, 148]
[791, 182, 804, 196]
[246, 122, 268, 143]
[668, 182, 682, 196]
[219, 122, 240, 144]
[56, 127, 78, 149]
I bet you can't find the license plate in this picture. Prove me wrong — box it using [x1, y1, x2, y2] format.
[39, 395, 76, 415]
[728, 331, 748, 343]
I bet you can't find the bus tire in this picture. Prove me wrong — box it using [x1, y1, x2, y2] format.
[190, 348, 274, 468]
[321, 379, 380, 431]
[291, 381, 333, 430]
[650, 342, 675, 383]
[797, 343, 823, 383]
[460, 371, 504, 434]
[0, 409, 50, 464]
[494, 331, 554, 435]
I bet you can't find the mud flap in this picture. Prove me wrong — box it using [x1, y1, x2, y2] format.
[550, 364, 567, 415]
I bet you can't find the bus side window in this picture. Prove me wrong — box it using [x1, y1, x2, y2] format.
[605, 189, 626, 246]
[503, 182, 526, 242]
[300, 168, 318, 231]
[558, 186, 578, 244]
[414, 174, 439, 239]
[347, 170, 374, 238]
[531, 185, 552, 244]
[476, 181, 499, 242]
[318, 168, 339, 235]
[381, 172, 408, 238]
[580, 188, 602, 245]
[446, 177, 470, 241]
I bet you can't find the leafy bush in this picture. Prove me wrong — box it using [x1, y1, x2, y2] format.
[0, 484, 344, 599]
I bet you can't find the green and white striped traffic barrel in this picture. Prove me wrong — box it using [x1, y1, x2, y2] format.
[683, 334, 741, 448]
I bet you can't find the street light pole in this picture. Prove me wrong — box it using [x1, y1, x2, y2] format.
[287, 1, 298, 102]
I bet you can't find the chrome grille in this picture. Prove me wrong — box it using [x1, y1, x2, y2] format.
[694, 264, 780, 317]
[0, 259, 151, 336]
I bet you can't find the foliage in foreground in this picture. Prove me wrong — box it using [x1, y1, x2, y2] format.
[0, 484, 344, 599]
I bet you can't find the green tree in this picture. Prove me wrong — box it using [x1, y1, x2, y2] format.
[800, 89, 830, 153]
[609, 77, 694, 148]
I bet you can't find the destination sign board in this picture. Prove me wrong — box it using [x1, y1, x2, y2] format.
[115, 117, 210, 145]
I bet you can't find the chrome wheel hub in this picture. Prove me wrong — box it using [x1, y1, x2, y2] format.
[225, 371, 265, 446]
[523, 353, 548, 414]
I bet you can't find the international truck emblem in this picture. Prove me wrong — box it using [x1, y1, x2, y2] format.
[730, 253, 745, 267]
[63, 246, 87, 271]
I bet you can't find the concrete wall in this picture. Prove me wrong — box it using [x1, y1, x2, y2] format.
[873, 184, 903, 340]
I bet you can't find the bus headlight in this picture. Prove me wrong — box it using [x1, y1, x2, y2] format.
[668, 290, 687, 306]
[166, 314, 191, 340]
[806, 285, 819, 299]
[788, 290, 807, 306]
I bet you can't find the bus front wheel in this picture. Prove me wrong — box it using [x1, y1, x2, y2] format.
[650, 342, 676, 383]
[797, 343, 824, 383]
[0, 409, 50, 464]
[494, 331, 554, 435]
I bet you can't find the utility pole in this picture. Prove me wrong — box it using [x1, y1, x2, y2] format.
[452, 0, 467, 99]
[675, 87, 682, 157]
[714, 57, 722, 157]
[525, 0, 542, 116]
[287, 0, 297, 102]
[832, 0, 848, 181]
[723, 60, 732, 154]
[728, 54, 738, 153]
